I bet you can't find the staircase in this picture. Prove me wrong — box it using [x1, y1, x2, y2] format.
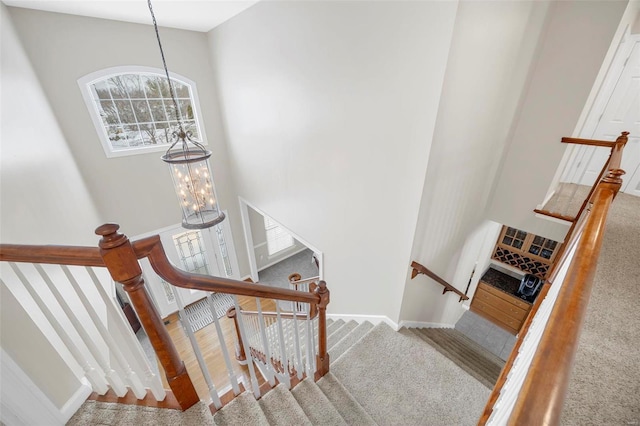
[69, 319, 500, 425]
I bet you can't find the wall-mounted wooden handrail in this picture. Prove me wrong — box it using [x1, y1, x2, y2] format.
[0, 244, 105, 267]
[410, 261, 469, 301]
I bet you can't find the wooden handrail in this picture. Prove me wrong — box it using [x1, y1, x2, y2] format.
[288, 275, 320, 286]
[478, 196, 592, 424]
[480, 167, 625, 425]
[134, 235, 320, 305]
[0, 244, 105, 267]
[410, 261, 469, 301]
[560, 136, 617, 147]
[507, 169, 623, 425]
[537, 132, 628, 224]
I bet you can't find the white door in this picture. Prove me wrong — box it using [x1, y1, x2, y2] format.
[567, 36, 640, 194]
[140, 213, 241, 318]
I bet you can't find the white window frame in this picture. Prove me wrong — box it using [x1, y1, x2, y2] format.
[264, 216, 295, 256]
[78, 65, 208, 158]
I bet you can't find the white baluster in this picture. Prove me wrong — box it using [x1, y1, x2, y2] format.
[275, 305, 291, 388]
[255, 299, 276, 386]
[206, 293, 240, 395]
[61, 266, 144, 398]
[305, 310, 314, 377]
[33, 264, 128, 396]
[85, 267, 164, 400]
[291, 310, 304, 380]
[172, 289, 222, 409]
[233, 297, 260, 398]
[4, 266, 108, 394]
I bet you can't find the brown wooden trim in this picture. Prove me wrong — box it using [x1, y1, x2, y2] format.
[95, 224, 199, 411]
[410, 261, 469, 300]
[507, 172, 622, 425]
[87, 388, 181, 410]
[315, 281, 330, 379]
[134, 235, 320, 305]
[560, 136, 616, 146]
[533, 209, 575, 223]
[0, 244, 105, 267]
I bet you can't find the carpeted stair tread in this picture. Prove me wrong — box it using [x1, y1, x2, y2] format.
[328, 320, 358, 349]
[411, 328, 504, 388]
[213, 392, 269, 426]
[329, 321, 374, 362]
[316, 373, 377, 426]
[333, 323, 489, 425]
[258, 383, 312, 426]
[417, 328, 505, 373]
[291, 378, 347, 425]
[68, 400, 214, 425]
[410, 328, 501, 388]
[326, 319, 345, 336]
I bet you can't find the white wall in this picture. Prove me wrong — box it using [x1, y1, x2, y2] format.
[209, 1, 458, 322]
[399, 1, 554, 324]
[1, 4, 97, 414]
[488, 1, 628, 240]
[6, 7, 250, 277]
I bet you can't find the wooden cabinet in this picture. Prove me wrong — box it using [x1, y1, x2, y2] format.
[471, 281, 532, 335]
[492, 226, 562, 279]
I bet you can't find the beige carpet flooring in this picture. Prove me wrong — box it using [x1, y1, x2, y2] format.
[561, 192, 640, 425]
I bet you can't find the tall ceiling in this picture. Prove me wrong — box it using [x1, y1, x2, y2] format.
[2, 0, 259, 32]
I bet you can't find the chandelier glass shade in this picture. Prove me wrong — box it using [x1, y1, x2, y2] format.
[149, 0, 225, 229]
[162, 135, 225, 229]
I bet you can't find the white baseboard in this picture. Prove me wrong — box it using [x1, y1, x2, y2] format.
[326, 313, 399, 331]
[60, 378, 92, 423]
[398, 320, 454, 329]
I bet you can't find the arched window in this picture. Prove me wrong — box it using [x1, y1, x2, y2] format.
[78, 66, 206, 158]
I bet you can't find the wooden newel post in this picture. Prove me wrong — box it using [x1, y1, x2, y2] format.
[315, 280, 330, 380]
[226, 306, 246, 363]
[95, 223, 199, 410]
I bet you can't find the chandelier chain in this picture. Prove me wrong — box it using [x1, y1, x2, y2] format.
[148, 0, 185, 136]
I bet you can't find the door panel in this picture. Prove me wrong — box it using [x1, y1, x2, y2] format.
[565, 37, 640, 195]
[139, 213, 240, 318]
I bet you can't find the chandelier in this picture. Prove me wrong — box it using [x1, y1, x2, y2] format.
[148, 0, 225, 229]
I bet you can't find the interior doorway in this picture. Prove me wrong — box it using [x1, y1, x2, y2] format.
[561, 32, 640, 196]
[238, 198, 323, 287]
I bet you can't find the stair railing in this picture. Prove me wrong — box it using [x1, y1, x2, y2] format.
[479, 137, 628, 424]
[227, 299, 319, 384]
[410, 261, 469, 301]
[535, 131, 628, 224]
[0, 224, 330, 412]
[0, 246, 166, 405]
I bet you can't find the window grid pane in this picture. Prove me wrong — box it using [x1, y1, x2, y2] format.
[172, 230, 210, 276]
[264, 216, 295, 256]
[88, 72, 201, 153]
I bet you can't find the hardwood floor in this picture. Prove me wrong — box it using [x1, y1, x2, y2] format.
[159, 295, 276, 401]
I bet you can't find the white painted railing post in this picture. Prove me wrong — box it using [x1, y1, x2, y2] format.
[233, 297, 261, 398]
[172, 289, 222, 409]
[206, 293, 241, 396]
